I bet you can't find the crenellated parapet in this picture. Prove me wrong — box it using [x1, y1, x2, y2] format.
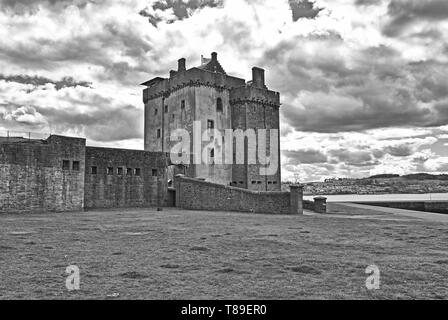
[143, 78, 233, 103]
[142, 53, 245, 103]
[229, 97, 280, 109]
[229, 86, 280, 109]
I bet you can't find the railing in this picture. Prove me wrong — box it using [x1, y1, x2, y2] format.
[0, 130, 51, 142]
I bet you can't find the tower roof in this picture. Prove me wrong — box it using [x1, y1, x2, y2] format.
[197, 52, 226, 74]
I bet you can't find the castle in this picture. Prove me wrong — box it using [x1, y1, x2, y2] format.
[142, 52, 281, 191]
[0, 54, 303, 215]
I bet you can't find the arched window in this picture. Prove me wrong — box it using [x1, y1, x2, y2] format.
[216, 97, 223, 112]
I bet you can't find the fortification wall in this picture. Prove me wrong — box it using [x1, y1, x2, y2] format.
[0, 135, 86, 213]
[356, 201, 448, 214]
[84, 147, 168, 209]
[175, 175, 302, 214]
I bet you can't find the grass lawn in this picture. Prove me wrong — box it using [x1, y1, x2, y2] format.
[1, 206, 448, 299]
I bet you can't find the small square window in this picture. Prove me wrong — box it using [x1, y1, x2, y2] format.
[207, 120, 214, 129]
[91, 166, 97, 175]
[107, 167, 114, 175]
[134, 168, 141, 176]
[251, 181, 256, 184]
[152, 169, 158, 177]
[239, 181, 244, 184]
[210, 148, 214, 158]
[62, 160, 70, 170]
[273, 181, 277, 184]
[157, 129, 161, 138]
[181, 100, 185, 109]
[72, 161, 80, 171]
[257, 181, 262, 184]
[268, 181, 272, 184]
[154, 108, 158, 115]
[127, 168, 133, 175]
[117, 167, 123, 175]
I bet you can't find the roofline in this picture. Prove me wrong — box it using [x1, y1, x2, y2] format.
[140, 77, 166, 87]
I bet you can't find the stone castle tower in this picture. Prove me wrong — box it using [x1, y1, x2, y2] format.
[142, 52, 281, 191]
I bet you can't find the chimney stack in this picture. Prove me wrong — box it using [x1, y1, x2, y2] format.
[252, 67, 265, 88]
[178, 58, 186, 72]
[211, 52, 217, 61]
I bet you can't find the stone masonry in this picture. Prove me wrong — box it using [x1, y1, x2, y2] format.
[175, 175, 302, 214]
[142, 52, 281, 191]
[0, 135, 168, 213]
[0, 135, 85, 213]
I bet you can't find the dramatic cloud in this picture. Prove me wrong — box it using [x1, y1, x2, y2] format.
[1, 105, 46, 126]
[288, 0, 322, 21]
[329, 149, 378, 167]
[283, 149, 328, 164]
[382, 0, 448, 37]
[139, 0, 223, 26]
[267, 41, 448, 133]
[0, 74, 91, 90]
[355, 0, 383, 6]
[0, 0, 447, 181]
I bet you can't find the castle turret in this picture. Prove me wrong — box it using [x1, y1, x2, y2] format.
[252, 67, 266, 89]
[178, 58, 186, 72]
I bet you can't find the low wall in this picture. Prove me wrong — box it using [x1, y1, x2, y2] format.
[303, 200, 314, 211]
[84, 147, 168, 209]
[355, 201, 448, 214]
[175, 175, 302, 214]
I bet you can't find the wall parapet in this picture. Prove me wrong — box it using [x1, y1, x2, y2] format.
[355, 201, 448, 215]
[174, 175, 302, 215]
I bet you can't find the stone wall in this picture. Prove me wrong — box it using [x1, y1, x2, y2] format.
[84, 147, 168, 209]
[174, 175, 302, 214]
[303, 200, 315, 211]
[0, 135, 86, 213]
[356, 201, 448, 214]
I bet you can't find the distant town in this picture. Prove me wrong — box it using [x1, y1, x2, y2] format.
[284, 174, 448, 195]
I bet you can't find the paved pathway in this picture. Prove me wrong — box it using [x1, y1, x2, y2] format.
[340, 203, 448, 223]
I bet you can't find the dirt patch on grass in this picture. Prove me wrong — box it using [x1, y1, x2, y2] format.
[119, 271, 149, 279]
[160, 264, 180, 269]
[215, 268, 251, 275]
[189, 246, 209, 252]
[0, 245, 15, 250]
[288, 265, 322, 275]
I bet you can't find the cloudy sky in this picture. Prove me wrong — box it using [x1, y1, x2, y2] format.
[0, 0, 447, 182]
